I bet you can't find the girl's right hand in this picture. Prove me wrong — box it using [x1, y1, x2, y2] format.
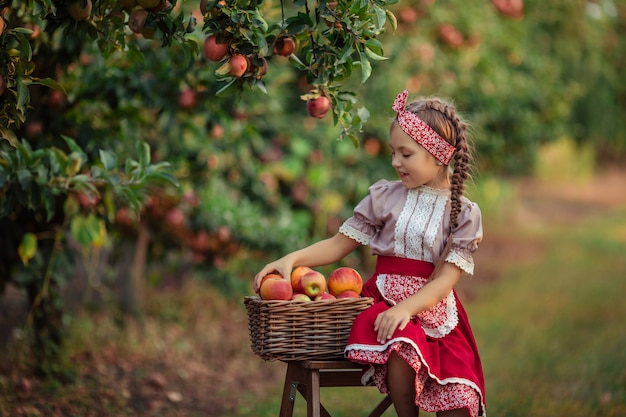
[253, 259, 293, 293]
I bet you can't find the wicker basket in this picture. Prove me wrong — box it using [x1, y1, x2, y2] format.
[244, 296, 374, 362]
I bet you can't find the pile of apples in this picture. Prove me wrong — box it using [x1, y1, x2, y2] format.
[259, 266, 363, 301]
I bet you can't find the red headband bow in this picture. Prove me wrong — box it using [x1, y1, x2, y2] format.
[392, 90, 455, 165]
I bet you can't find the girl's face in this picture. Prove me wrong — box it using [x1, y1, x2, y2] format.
[389, 122, 449, 189]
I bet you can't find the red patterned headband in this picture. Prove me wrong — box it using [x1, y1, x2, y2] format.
[392, 90, 455, 165]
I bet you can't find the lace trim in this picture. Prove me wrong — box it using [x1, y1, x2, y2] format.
[376, 274, 394, 305]
[375, 274, 458, 338]
[339, 223, 371, 245]
[422, 291, 458, 339]
[394, 188, 448, 261]
[344, 336, 486, 416]
[446, 251, 474, 275]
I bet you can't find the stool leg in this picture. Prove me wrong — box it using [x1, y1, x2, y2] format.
[279, 363, 298, 417]
[305, 367, 322, 417]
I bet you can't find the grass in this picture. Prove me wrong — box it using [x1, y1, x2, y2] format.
[472, 207, 626, 417]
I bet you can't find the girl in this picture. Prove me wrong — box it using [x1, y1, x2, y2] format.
[254, 90, 485, 417]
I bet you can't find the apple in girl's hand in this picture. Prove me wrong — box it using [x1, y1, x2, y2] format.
[291, 266, 313, 292]
[259, 273, 282, 289]
[336, 290, 360, 299]
[301, 271, 327, 298]
[291, 293, 311, 302]
[328, 267, 363, 297]
[260, 276, 293, 300]
[314, 293, 336, 301]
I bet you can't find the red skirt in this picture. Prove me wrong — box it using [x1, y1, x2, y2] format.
[345, 256, 486, 417]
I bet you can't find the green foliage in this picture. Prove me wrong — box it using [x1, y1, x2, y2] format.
[0, 135, 177, 376]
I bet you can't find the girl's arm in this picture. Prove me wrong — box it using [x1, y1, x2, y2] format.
[373, 262, 463, 343]
[253, 233, 360, 293]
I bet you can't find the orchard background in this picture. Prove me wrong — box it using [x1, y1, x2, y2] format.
[1, 0, 625, 416]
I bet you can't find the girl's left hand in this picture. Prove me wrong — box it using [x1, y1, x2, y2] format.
[373, 305, 413, 344]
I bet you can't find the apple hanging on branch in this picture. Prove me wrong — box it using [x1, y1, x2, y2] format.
[302, 89, 331, 119]
[204, 35, 229, 62]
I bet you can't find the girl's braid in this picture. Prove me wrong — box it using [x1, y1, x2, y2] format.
[410, 99, 472, 230]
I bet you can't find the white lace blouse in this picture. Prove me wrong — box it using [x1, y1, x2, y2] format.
[339, 179, 483, 275]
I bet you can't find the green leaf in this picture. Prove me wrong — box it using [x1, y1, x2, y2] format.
[137, 142, 151, 167]
[99, 150, 117, 171]
[18, 233, 38, 265]
[43, 191, 57, 222]
[17, 169, 32, 188]
[357, 106, 371, 124]
[70, 214, 106, 248]
[373, 5, 387, 29]
[385, 9, 398, 32]
[364, 46, 388, 61]
[15, 32, 33, 61]
[0, 127, 18, 147]
[16, 75, 30, 111]
[365, 39, 385, 55]
[288, 53, 307, 70]
[215, 79, 238, 97]
[31, 77, 66, 94]
[360, 56, 372, 83]
[62, 136, 83, 154]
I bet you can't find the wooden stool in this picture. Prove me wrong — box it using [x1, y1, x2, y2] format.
[279, 359, 392, 417]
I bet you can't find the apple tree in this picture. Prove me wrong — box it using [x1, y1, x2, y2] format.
[0, 0, 399, 375]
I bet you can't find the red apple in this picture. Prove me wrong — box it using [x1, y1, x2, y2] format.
[273, 37, 295, 57]
[260, 276, 293, 300]
[438, 24, 464, 48]
[314, 293, 336, 301]
[336, 290, 360, 299]
[165, 208, 185, 229]
[178, 88, 197, 110]
[301, 270, 327, 298]
[307, 96, 331, 119]
[204, 35, 229, 62]
[259, 272, 282, 288]
[327, 267, 363, 297]
[128, 9, 149, 34]
[115, 207, 136, 227]
[290, 266, 313, 292]
[229, 54, 248, 77]
[291, 293, 311, 302]
[76, 192, 99, 209]
[398, 7, 418, 24]
[491, 0, 524, 19]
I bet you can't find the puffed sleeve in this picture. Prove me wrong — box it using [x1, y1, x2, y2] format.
[338, 179, 391, 245]
[445, 200, 483, 275]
